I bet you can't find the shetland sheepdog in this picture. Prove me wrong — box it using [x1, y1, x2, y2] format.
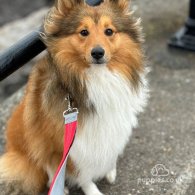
[0, 0, 148, 194]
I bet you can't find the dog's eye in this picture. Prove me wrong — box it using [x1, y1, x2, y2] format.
[105, 28, 114, 36]
[80, 30, 89, 36]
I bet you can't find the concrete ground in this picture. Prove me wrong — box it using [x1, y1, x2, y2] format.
[0, 0, 195, 194]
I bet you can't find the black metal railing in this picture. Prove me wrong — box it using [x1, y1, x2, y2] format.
[0, 28, 45, 81]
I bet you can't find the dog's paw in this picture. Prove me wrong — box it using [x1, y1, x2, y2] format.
[106, 168, 117, 184]
[84, 191, 104, 195]
[82, 182, 104, 195]
[64, 187, 69, 195]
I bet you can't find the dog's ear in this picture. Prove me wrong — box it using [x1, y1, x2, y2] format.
[109, 0, 130, 13]
[43, 0, 85, 36]
[55, 0, 84, 14]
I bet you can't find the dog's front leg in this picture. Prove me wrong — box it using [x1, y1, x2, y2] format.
[45, 153, 61, 187]
[46, 153, 70, 195]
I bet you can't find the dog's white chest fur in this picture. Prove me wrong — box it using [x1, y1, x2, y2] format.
[69, 66, 148, 185]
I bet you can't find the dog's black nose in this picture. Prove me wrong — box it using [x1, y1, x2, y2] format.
[91, 47, 105, 60]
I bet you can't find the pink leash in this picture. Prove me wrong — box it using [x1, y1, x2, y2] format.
[48, 96, 78, 195]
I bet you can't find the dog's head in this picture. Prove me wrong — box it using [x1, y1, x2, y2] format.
[42, 0, 144, 88]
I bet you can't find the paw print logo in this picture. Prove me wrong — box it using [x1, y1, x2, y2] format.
[151, 164, 169, 177]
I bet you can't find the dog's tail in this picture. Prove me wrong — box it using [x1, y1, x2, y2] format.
[0, 152, 47, 195]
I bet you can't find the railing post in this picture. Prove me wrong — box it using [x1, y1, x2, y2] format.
[189, 0, 195, 19]
[168, 0, 195, 51]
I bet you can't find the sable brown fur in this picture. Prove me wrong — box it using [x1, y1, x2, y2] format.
[0, 0, 145, 194]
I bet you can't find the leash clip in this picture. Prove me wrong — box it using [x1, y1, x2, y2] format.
[63, 94, 78, 117]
